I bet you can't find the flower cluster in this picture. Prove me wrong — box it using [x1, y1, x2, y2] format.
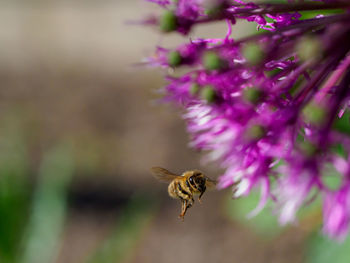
[143, 0, 350, 240]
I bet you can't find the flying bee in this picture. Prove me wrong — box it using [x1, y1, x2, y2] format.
[150, 166, 216, 220]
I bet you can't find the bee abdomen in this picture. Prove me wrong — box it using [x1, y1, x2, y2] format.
[177, 182, 192, 200]
[168, 180, 192, 200]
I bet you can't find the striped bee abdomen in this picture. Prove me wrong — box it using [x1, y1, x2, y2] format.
[176, 181, 192, 200]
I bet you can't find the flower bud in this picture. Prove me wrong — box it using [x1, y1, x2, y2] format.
[246, 125, 266, 141]
[190, 83, 200, 96]
[242, 43, 265, 66]
[243, 87, 263, 104]
[203, 52, 226, 70]
[200, 85, 217, 103]
[160, 11, 177, 32]
[168, 51, 182, 67]
[303, 102, 327, 125]
[204, 2, 225, 18]
[299, 140, 318, 157]
[296, 36, 323, 62]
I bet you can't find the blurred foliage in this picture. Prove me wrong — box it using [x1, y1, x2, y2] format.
[0, 128, 31, 263]
[226, 181, 350, 263]
[299, 8, 345, 20]
[0, 120, 158, 263]
[322, 164, 342, 190]
[87, 195, 157, 263]
[225, 191, 283, 238]
[306, 232, 350, 263]
[333, 111, 350, 136]
[20, 144, 74, 263]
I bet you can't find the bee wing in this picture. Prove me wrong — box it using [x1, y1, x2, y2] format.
[205, 177, 217, 189]
[150, 167, 179, 183]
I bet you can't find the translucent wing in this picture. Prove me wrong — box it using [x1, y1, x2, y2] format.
[150, 167, 179, 183]
[205, 177, 217, 189]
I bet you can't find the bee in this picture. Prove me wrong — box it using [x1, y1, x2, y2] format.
[150, 166, 216, 220]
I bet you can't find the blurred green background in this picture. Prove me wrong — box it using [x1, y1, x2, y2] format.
[0, 1, 349, 263]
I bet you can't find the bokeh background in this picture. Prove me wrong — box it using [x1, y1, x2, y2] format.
[0, 1, 349, 263]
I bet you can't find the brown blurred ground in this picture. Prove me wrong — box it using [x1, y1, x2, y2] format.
[0, 1, 308, 263]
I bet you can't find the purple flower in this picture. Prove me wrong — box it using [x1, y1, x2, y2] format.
[323, 184, 350, 241]
[142, 0, 350, 240]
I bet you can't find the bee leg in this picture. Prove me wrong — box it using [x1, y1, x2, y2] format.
[198, 194, 202, 204]
[185, 197, 194, 211]
[198, 187, 206, 204]
[182, 200, 189, 218]
[187, 197, 194, 208]
[179, 199, 187, 221]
